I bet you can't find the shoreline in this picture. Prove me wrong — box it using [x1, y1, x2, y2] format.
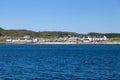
[2, 41, 120, 45]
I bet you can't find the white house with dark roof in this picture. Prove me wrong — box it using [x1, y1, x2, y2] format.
[91, 35, 107, 41]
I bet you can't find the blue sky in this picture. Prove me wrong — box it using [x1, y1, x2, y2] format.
[0, 0, 120, 33]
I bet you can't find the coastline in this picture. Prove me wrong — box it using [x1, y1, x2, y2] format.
[34, 42, 120, 44]
[3, 41, 120, 45]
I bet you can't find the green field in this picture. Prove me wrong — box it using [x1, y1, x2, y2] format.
[109, 38, 120, 42]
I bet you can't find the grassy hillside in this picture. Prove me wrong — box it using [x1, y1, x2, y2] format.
[0, 28, 120, 39]
[109, 38, 120, 42]
[1, 30, 38, 37]
[88, 32, 120, 38]
[38, 31, 80, 38]
[0, 28, 81, 38]
[104, 33, 120, 38]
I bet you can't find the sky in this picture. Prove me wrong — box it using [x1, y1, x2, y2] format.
[0, 0, 120, 33]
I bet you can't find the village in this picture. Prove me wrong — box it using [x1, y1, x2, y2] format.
[6, 35, 108, 44]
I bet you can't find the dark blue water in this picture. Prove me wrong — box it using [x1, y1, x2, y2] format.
[0, 44, 120, 80]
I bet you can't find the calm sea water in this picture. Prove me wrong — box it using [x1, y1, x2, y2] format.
[0, 44, 120, 80]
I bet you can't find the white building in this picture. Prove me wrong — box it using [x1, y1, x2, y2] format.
[32, 38, 38, 43]
[91, 36, 107, 41]
[6, 38, 12, 42]
[80, 36, 92, 42]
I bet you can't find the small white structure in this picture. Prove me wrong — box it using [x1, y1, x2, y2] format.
[23, 35, 31, 38]
[6, 38, 12, 42]
[33, 38, 38, 43]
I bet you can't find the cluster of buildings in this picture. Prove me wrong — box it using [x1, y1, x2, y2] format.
[6, 35, 108, 43]
[80, 35, 108, 42]
[6, 36, 38, 43]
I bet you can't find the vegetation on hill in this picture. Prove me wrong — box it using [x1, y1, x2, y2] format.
[0, 28, 120, 39]
[38, 31, 80, 38]
[87, 32, 104, 36]
[1, 30, 38, 37]
[0, 28, 81, 38]
[109, 38, 120, 42]
[104, 33, 120, 38]
[88, 32, 120, 38]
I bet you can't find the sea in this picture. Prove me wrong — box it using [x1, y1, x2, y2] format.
[0, 44, 120, 80]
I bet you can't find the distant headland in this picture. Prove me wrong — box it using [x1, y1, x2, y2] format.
[0, 27, 120, 44]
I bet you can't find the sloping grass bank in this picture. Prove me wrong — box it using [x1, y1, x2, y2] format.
[109, 38, 120, 42]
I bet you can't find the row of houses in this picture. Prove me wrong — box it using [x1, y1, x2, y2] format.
[80, 35, 108, 42]
[6, 35, 108, 43]
[6, 36, 38, 43]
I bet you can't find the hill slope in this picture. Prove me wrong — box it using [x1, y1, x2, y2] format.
[0, 28, 120, 38]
